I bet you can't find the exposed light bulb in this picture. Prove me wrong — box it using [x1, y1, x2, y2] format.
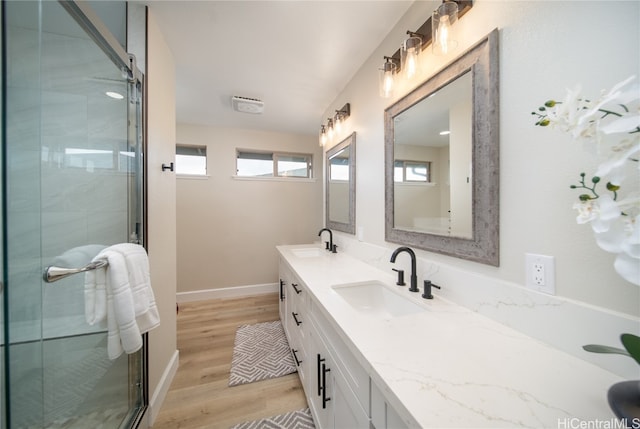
[335, 114, 343, 133]
[382, 70, 394, 97]
[327, 119, 334, 141]
[401, 35, 422, 80]
[437, 15, 452, 54]
[379, 58, 396, 98]
[404, 48, 419, 79]
[384, 72, 394, 97]
[319, 126, 327, 146]
[432, 1, 458, 55]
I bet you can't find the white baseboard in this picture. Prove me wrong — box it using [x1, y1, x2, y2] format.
[176, 283, 278, 303]
[148, 349, 179, 426]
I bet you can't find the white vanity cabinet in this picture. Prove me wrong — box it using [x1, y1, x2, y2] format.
[279, 260, 308, 384]
[279, 256, 408, 429]
[279, 257, 371, 429]
[306, 312, 370, 429]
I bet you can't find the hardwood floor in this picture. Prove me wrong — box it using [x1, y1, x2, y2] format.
[151, 294, 308, 429]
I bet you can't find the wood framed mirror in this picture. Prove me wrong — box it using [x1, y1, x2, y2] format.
[385, 29, 499, 266]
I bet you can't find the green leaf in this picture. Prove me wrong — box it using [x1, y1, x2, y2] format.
[621, 334, 640, 365]
[583, 344, 631, 357]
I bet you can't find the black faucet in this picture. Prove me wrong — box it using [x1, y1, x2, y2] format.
[318, 228, 336, 253]
[390, 247, 418, 292]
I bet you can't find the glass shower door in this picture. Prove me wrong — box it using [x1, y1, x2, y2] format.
[3, 1, 144, 428]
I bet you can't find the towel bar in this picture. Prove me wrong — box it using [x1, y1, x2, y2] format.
[43, 260, 108, 283]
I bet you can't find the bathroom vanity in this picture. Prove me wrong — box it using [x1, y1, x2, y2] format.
[277, 244, 623, 428]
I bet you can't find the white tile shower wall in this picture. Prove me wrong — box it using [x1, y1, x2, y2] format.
[335, 233, 640, 380]
[6, 24, 130, 342]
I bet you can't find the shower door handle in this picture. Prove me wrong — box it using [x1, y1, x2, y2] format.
[43, 260, 108, 283]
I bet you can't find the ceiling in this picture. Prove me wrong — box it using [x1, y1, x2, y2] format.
[141, 1, 414, 136]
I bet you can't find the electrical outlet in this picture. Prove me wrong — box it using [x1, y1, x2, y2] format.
[525, 253, 555, 295]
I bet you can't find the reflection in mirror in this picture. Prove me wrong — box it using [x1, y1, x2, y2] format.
[393, 71, 472, 238]
[326, 132, 356, 234]
[385, 29, 499, 266]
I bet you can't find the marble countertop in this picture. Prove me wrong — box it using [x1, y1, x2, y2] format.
[277, 244, 623, 428]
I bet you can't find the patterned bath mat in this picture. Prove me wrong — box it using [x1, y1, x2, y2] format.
[230, 408, 315, 429]
[228, 320, 296, 386]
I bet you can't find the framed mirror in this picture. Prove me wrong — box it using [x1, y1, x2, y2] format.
[385, 29, 499, 266]
[326, 132, 356, 234]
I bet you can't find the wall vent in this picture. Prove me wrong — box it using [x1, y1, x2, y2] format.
[231, 96, 264, 114]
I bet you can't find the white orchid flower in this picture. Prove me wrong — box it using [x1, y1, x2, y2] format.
[620, 214, 640, 259]
[594, 219, 627, 253]
[574, 200, 599, 224]
[594, 135, 640, 178]
[588, 194, 623, 233]
[535, 76, 640, 286]
[614, 252, 640, 286]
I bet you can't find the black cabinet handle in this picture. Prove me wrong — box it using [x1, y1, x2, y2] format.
[291, 283, 302, 294]
[292, 312, 302, 326]
[292, 349, 301, 366]
[279, 279, 285, 301]
[317, 354, 324, 396]
[322, 362, 331, 409]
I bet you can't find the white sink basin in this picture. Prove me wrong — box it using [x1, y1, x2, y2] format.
[332, 281, 424, 318]
[291, 247, 325, 258]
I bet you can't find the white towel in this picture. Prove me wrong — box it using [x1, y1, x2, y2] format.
[84, 243, 160, 359]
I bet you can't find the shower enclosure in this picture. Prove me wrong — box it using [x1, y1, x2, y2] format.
[2, 1, 146, 428]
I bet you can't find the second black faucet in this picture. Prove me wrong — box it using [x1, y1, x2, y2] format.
[390, 246, 418, 292]
[318, 228, 337, 253]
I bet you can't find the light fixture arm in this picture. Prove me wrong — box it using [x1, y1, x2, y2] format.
[406, 30, 425, 40]
[335, 103, 351, 120]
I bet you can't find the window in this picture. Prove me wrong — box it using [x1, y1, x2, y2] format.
[237, 150, 312, 179]
[329, 154, 349, 181]
[394, 160, 431, 183]
[176, 145, 207, 175]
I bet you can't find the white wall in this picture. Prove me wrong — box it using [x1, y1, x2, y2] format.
[175, 124, 323, 295]
[145, 9, 178, 425]
[322, 0, 640, 317]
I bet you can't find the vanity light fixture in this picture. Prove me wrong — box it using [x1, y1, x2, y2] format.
[379, 56, 398, 98]
[319, 125, 328, 146]
[377, 1, 473, 98]
[401, 31, 423, 79]
[432, 1, 459, 55]
[321, 103, 351, 146]
[334, 103, 351, 134]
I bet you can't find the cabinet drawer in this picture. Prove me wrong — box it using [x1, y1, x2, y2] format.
[309, 300, 369, 414]
[291, 341, 307, 385]
[289, 279, 307, 341]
